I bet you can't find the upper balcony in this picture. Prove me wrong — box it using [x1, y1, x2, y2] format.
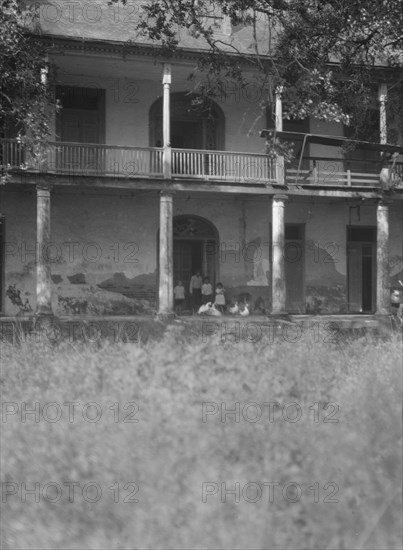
[2, 45, 402, 194]
[2, 138, 402, 191]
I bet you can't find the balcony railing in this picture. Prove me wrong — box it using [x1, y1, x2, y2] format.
[0, 140, 164, 178]
[172, 148, 276, 182]
[1, 139, 402, 188]
[286, 157, 403, 187]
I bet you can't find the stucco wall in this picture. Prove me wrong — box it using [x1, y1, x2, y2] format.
[54, 61, 272, 154]
[53, 54, 357, 167]
[2, 189, 402, 316]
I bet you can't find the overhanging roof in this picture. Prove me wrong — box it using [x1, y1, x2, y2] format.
[259, 130, 403, 155]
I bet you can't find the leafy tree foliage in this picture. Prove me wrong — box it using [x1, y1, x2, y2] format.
[111, 0, 403, 143]
[0, 0, 54, 150]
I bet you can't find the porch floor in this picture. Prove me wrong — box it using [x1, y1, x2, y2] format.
[1, 313, 400, 344]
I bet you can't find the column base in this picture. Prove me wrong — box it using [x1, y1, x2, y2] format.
[268, 312, 292, 321]
[373, 314, 396, 337]
[32, 310, 59, 333]
[155, 312, 176, 321]
[35, 308, 54, 317]
[375, 308, 390, 316]
[33, 311, 57, 326]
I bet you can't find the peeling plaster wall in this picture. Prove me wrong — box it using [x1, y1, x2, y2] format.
[2, 190, 160, 315]
[49, 192, 159, 315]
[288, 200, 403, 313]
[1, 189, 402, 315]
[2, 191, 37, 315]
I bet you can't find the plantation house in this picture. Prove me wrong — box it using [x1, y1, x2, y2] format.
[1, 0, 402, 318]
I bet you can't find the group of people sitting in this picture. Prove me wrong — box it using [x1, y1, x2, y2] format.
[173, 270, 226, 315]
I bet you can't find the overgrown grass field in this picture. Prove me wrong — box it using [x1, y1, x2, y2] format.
[1, 323, 402, 549]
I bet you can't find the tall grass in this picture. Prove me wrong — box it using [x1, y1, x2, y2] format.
[1, 325, 402, 549]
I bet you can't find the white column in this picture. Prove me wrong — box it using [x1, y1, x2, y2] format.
[275, 87, 285, 185]
[36, 185, 52, 315]
[378, 83, 390, 189]
[376, 200, 390, 314]
[378, 83, 391, 306]
[158, 192, 174, 314]
[378, 83, 388, 144]
[272, 194, 287, 313]
[162, 63, 172, 179]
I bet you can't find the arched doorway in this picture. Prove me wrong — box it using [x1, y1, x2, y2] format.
[172, 216, 219, 309]
[149, 92, 225, 150]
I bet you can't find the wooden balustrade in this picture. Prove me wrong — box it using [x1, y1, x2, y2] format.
[286, 156, 403, 187]
[50, 142, 164, 177]
[0, 139, 26, 168]
[1, 139, 402, 188]
[172, 148, 276, 182]
[0, 139, 163, 178]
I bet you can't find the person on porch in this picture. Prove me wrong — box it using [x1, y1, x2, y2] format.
[214, 282, 226, 313]
[189, 270, 202, 311]
[202, 277, 213, 305]
[174, 281, 185, 315]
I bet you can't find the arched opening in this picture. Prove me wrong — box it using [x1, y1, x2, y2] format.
[149, 92, 225, 150]
[157, 215, 219, 312]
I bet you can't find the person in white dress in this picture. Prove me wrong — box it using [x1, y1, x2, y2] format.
[214, 282, 226, 313]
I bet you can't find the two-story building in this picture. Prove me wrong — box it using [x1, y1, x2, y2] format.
[1, 0, 402, 319]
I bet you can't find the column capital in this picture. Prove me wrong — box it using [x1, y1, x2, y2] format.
[275, 85, 284, 97]
[36, 184, 53, 194]
[159, 190, 175, 197]
[378, 83, 388, 102]
[162, 63, 171, 84]
[273, 194, 288, 202]
[376, 198, 392, 208]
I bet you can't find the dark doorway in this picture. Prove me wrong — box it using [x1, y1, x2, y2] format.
[169, 216, 218, 311]
[171, 121, 204, 149]
[0, 216, 4, 313]
[266, 105, 310, 171]
[149, 93, 225, 150]
[344, 107, 380, 173]
[56, 86, 105, 172]
[268, 223, 305, 313]
[285, 224, 305, 312]
[347, 226, 376, 313]
[362, 249, 373, 311]
[173, 240, 203, 306]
